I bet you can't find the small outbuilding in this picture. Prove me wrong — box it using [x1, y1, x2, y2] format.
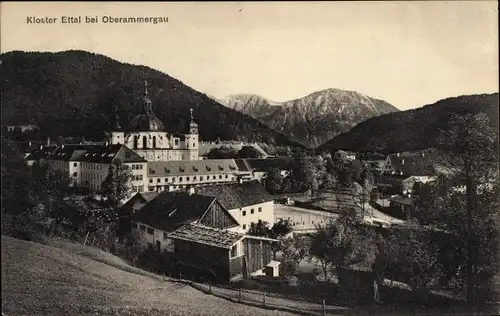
[265, 260, 281, 278]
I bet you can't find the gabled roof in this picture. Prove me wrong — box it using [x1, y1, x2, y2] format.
[25, 146, 58, 161]
[121, 191, 160, 210]
[130, 192, 217, 231]
[41, 144, 146, 164]
[77, 145, 146, 163]
[44, 144, 91, 161]
[194, 180, 273, 210]
[147, 159, 241, 177]
[168, 223, 244, 249]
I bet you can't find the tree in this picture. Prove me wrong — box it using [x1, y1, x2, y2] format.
[238, 145, 263, 158]
[206, 146, 238, 159]
[265, 167, 284, 194]
[433, 112, 499, 306]
[1, 138, 37, 237]
[101, 159, 133, 208]
[280, 235, 309, 276]
[382, 223, 442, 300]
[248, 220, 271, 237]
[270, 218, 293, 239]
[309, 208, 377, 276]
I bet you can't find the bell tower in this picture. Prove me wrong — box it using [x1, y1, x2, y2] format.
[185, 108, 199, 160]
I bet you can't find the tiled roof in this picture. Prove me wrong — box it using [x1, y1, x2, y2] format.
[38, 144, 146, 164]
[168, 224, 244, 249]
[25, 146, 58, 161]
[147, 159, 242, 177]
[78, 145, 146, 163]
[121, 191, 159, 210]
[44, 144, 91, 161]
[242, 158, 295, 172]
[194, 180, 273, 210]
[130, 192, 217, 231]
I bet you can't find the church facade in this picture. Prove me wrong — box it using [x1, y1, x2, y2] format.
[106, 81, 199, 162]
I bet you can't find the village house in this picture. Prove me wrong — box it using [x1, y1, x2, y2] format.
[129, 189, 277, 281]
[126, 180, 274, 233]
[360, 153, 395, 176]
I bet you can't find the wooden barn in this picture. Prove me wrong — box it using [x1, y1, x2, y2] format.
[168, 223, 277, 282]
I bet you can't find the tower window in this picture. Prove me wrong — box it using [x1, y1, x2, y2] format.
[153, 136, 157, 148]
[142, 136, 147, 149]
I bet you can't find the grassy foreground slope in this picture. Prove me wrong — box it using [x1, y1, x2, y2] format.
[1, 236, 293, 316]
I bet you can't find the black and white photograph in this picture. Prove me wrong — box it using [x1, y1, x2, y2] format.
[1, 1, 498, 315]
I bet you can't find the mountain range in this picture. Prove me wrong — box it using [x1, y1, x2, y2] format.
[318, 93, 499, 154]
[213, 89, 399, 148]
[0, 50, 302, 148]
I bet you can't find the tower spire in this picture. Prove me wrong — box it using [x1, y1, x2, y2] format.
[190, 108, 193, 121]
[143, 80, 153, 113]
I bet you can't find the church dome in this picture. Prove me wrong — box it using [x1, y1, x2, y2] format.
[128, 81, 166, 132]
[128, 113, 165, 132]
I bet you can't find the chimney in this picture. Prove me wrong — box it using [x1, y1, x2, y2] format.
[47, 137, 51, 146]
[188, 187, 195, 195]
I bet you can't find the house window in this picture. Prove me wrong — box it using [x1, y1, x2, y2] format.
[147, 227, 154, 235]
[131, 222, 138, 229]
[186, 176, 190, 181]
[251, 209, 254, 214]
[200, 176, 204, 181]
[133, 186, 138, 191]
[73, 163, 77, 167]
[149, 179, 153, 183]
[165, 178, 169, 182]
[242, 210, 246, 216]
[157, 178, 161, 183]
[138, 186, 144, 192]
[163, 232, 168, 240]
[219, 175, 222, 179]
[193, 176, 197, 180]
[242, 224, 247, 230]
[148, 186, 155, 191]
[258, 207, 262, 212]
[73, 172, 77, 177]
[179, 177, 183, 182]
[212, 175, 216, 180]
[225, 175, 228, 179]
[139, 225, 145, 232]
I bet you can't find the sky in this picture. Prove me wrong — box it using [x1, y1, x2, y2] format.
[1, 1, 498, 110]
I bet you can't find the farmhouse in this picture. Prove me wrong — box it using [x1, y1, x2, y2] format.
[194, 180, 275, 232]
[129, 189, 277, 281]
[128, 180, 274, 233]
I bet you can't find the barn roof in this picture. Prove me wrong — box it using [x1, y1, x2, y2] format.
[168, 224, 244, 249]
[130, 192, 216, 231]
